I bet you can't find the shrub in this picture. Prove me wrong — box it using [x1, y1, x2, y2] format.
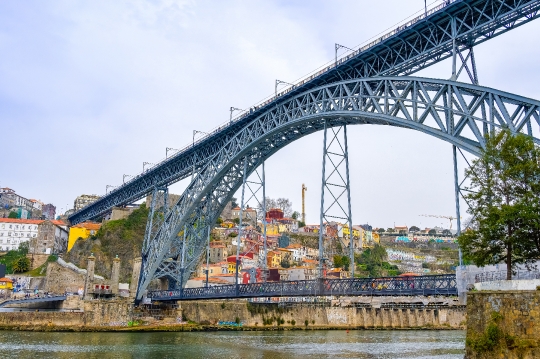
[291, 319, 296, 326]
[305, 319, 309, 327]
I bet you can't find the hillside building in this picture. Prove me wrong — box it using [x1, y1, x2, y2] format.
[74, 194, 101, 212]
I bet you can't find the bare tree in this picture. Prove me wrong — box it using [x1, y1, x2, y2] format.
[276, 198, 292, 217]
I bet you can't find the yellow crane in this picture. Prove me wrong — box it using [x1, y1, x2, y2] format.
[302, 184, 307, 223]
[419, 214, 461, 230]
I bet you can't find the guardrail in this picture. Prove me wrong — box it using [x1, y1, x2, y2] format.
[148, 274, 457, 301]
[475, 270, 540, 283]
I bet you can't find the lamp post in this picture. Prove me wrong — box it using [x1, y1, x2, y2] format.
[106, 185, 116, 195]
[166, 147, 179, 158]
[192, 131, 208, 180]
[275, 80, 294, 98]
[143, 162, 154, 172]
[229, 107, 243, 123]
[335, 43, 354, 66]
[123, 174, 133, 184]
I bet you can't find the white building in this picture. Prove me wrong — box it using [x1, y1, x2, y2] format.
[0, 219, 39, 252]
[0, 218, 68, 254]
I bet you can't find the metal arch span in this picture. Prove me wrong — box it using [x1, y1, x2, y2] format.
[136, 76, 540, 299]
[69, 0, 540, 226]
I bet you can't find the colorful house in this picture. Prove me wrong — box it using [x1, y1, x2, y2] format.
[68, 222, 101, 251]
[0, 277, 13, 291]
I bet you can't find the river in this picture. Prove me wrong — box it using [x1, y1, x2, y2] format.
[0, 330, 465, 358]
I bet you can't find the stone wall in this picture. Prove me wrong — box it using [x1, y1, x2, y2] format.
[0, 299, 133, 330]
[45, 261, 86, 294]
[465, 291, 540, 359]
[180, 300, 466, 329]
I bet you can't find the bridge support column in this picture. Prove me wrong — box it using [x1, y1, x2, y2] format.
[84, 253, 95, 300]
[130, 257, 142, 298]
[318, 121, 355, 278]
[111, 255, 121, 295]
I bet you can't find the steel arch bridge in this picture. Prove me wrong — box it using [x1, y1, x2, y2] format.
[68, 0, 540, 226]
[136, 76, 540, 300]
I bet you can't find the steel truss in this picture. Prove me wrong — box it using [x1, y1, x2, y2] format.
[318, 122, 354, 278]
[237, 163, 268, 280]
[69, 0, 540, 226]
[147, 274, 457, 301]
[135, 76, 540, 300]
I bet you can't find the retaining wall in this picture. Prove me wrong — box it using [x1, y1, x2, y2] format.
[465, 291, 540, 359]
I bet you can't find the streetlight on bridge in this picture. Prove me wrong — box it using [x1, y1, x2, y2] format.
[106, 185, 117, 195]
[143, 162, 155, 173]
[229, 107, 243, 123]
[335, 43, 354, 66]
[123, 174, 133, 184]
[275, 79, 294, 98]
[166, 147, 179, 158]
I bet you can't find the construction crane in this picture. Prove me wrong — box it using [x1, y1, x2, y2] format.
[301, 184, 307, 224]
[419, 214, 461, 230]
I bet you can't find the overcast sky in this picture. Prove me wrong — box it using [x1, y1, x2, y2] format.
[1, 0, 540, 229]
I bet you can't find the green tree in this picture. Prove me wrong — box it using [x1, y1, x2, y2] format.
[333, 255, 343, 268]
[428, 229, 437, 235]
[297, 221, 306, 228]
[386, 228, 394, 233]
[233, 218, 240, 225]
[442, 229, 452, 236]
[409, 226, 420, 233]
[12, 256, 30, 273]
[458, 129, 540, 280]
[8, 211, 17, 219]
[291, 211, 299, 220]
[280, 257, 291, 268]
[377, 228, 385, 234]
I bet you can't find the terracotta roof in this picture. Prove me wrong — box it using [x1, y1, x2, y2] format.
[286, 244, 302, 249]
[0, 277, 13, 283]
[0, 218, 43, 224]
[72, 222, 101, 230]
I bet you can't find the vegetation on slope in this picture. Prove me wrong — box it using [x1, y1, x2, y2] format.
[65, 203, 149, 283]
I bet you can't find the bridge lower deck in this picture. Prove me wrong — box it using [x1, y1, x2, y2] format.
[148, 275, 457, 302]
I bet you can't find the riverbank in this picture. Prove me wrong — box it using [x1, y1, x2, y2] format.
[0, 297, 466, 331]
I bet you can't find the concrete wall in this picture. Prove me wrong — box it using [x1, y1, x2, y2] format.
[180, 300, 466, 329]
[465, 291, 540, 359]
[475, 279, 540, 291]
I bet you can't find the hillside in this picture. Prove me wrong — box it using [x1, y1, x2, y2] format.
[65, 204, 148, 283]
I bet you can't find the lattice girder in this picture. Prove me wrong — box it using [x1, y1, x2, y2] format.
[136, 77, 540, 299]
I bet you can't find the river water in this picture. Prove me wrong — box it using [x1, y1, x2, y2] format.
[0, 330, 465, 358]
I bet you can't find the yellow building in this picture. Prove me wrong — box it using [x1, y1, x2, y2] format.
[0, 277, 13, 291]
[342, 225, 360, 237]
[267, 251, 282, 268]
[68, 222, 101, 251]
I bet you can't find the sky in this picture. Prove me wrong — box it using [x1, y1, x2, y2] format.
[1, 0, 540, 230]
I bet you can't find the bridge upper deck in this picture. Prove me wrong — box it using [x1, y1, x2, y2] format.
[70, 0, 540, 225]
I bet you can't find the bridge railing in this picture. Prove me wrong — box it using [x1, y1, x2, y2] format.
[147, 274, 457, 301]
[475, 270, 540, 283]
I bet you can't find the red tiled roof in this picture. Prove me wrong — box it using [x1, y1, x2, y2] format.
[0, 218, 44, 224]
[72, 222, 101, 230]
[0, 277, 13, 283]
